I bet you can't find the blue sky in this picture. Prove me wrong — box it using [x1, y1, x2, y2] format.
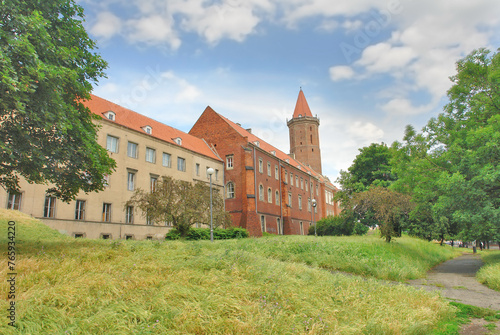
[79, 0, 500, 184]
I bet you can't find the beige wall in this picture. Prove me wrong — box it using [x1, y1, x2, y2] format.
[0, 119, 224, 240]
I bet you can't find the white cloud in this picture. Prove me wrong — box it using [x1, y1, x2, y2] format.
[126, 15, 181, 49]
[329, 65, 355, 81]
[355, 43, 416, 74]
[89, 12, 122, 39]
[380, 98, 432, 116]
[348, 121, 384, 143]
[342, 19, 363, 32]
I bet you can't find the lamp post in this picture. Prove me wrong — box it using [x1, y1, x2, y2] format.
[312, 199, 317, 236]
[207, 168, 215, 242]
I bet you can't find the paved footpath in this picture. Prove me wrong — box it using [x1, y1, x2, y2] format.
[408, 253, 500, 310]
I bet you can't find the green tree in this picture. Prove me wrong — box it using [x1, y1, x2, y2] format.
[351, 187, 414, 242]
[0, 0, 115, 202]
[392, 48, 500, 243]
[335, 143, 396, 228]
[126, 176, 231, 237]
[426, 48, 500, 243]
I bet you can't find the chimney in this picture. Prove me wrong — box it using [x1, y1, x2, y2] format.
[245, 128, 252, 133]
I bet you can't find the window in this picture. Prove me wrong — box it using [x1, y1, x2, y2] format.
[127, 171, 135, 191]
[104, 111, 115, 121]
[103, 174, 110, 188]
[298, 195, 302, 210]
[290, 173, 293, 186]
[259, 184, 264, 201]
[102, 203, 111, 222]
[308, 198, 311, 212]
[174, 137, 182, 145]
[275, 166, 279, 180]
[215, 169, 219, 181]
[145, 147, 156, 163]
[7, 192, 22, 210]
[296, 176, 299, 186]
[143, 126, 152, 134]
[74, 233, 84, 238]
[275, 190, 280, 205]
[226, 155, 234, 169]
[300, 222, 304, 235]
[316, 184, 319, 196]
[196, 164, 200, 176]
[305, 181, 308, 192]
[125, 235, 133, 240]
[150, 175, 158, 192]
[285, 171, 288, 183]
[288, 193, 292, 207]
[267, 188, 272, 203]
[146, 213, 153, 225]
[101, 234, 111, 239]
[226, 182, 235, 199]
[127, 142, 138, 158]
[44, 196, 56, 218]
[277, 218, 282, 235]
[126, 206, 134, 223]
[162, 153, 171, 167]
[260, 215, 266, 233]
[177, 157, 186, 171]
[267, 162, 271, 176]
[75, 200, 86, 220]
[106, 135, 119, 153]
[259, 159, 263, 173]
[301, 178, 304, 189]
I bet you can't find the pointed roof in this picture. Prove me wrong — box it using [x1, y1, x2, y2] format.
[84, 95, 221, 161]
[292, 89, 313, 118]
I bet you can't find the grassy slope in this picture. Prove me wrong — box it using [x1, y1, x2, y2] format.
[477, 251, 500, 291]
[0, 209, 460, 334]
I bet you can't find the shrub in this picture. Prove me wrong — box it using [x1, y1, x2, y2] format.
[309, 215, 367, 236]
[165, 227, 249, 240]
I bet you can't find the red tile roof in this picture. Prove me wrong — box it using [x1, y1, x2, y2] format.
[293, 89, 313, 118]
[84, 95, 221, 161]
[211, 108, 336, 189]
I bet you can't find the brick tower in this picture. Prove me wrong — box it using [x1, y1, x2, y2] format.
[287, 89, 322, 174]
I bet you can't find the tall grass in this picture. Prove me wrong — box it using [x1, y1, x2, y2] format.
[0, 209, 457, 334]
[233, 233, 461, 281]
[477, 251, 500, 291]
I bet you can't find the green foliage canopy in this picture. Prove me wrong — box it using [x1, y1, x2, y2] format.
[392, 48, 500, 243]
[0, 0, 115, 201]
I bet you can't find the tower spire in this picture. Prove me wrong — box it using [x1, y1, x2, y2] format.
[293, 89, 313, 118]
[287, 89, 322, 174]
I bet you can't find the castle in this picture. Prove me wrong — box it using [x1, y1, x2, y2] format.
[1, 90, 340, 238]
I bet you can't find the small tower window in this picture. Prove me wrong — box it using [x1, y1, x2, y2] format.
[174, 137, 182, 145]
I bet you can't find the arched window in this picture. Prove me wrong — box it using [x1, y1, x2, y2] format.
[226, 182, 235, 199]
[267, 188, 272, 203]
[275, 190, 280, 205]
[259, 184, 264, 201]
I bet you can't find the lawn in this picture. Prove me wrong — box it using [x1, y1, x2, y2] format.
[0, 209, 461, 334]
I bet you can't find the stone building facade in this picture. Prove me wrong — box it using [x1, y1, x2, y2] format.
[0, 95, 224, 240]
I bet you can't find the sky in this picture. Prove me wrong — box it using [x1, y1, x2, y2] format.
[79, 0, 500, 185]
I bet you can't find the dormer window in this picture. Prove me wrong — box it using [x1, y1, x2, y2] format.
[104, 111, 115, 121]
[271, 151, 276, 156]
[174, 137, 182, 145]
[142, 126, 152, 134]
[254, 141, 260, 147]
